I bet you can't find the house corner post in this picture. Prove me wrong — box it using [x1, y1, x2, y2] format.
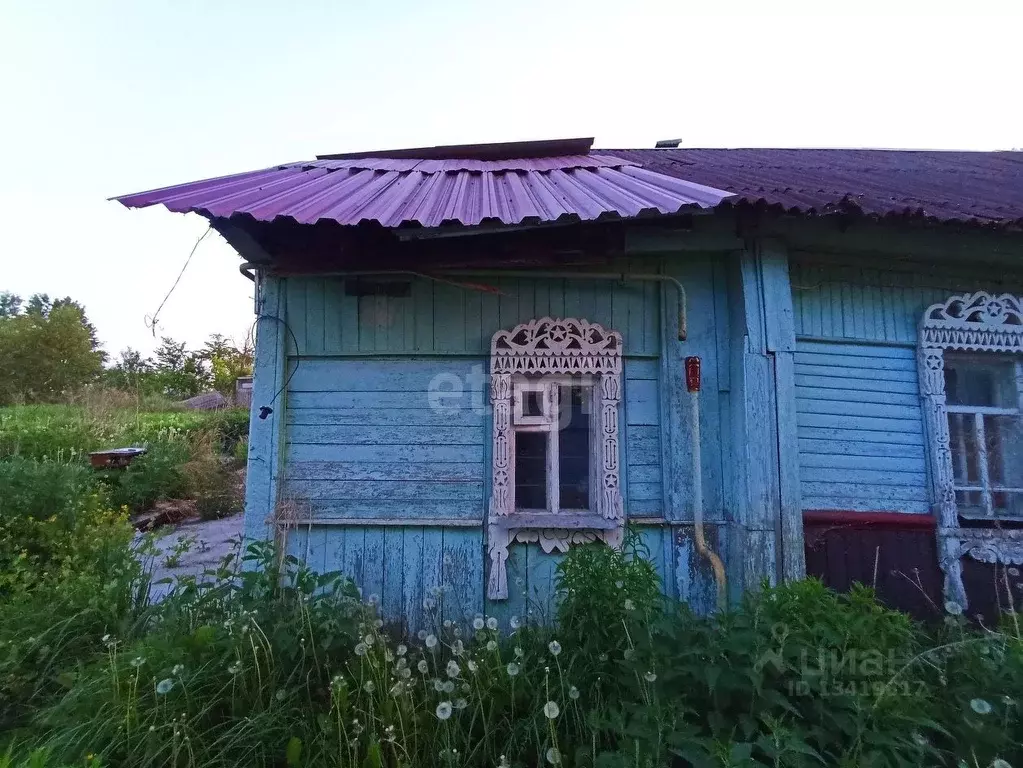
[729, 240, 804, 591]
[243, 273, 288, 545]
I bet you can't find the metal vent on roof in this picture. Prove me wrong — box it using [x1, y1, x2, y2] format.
[655, 139, 682, 149]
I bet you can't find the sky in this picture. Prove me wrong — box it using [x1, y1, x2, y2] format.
[1, 0, 1020, 360]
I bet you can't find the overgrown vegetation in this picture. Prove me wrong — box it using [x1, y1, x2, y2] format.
[0, 528, 1019, 767]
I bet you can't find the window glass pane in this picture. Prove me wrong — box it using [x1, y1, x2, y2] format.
[522, 389, 544, 418]
[944, 354, 1016, 407]
[559, 385, 590, 509]
[514, 431, 547, 509]
[986, 414, 1023, 517]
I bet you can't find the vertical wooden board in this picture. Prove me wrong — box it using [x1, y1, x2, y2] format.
[421, 528, 445, 630]
[381, 527, 405, 626]
[441, 529, 484, 625]
[304, 280, 326, 356]
[659, 280, 687, 522]
[287, 279, 307, 354]
[402, 527, 426, 634]
[413, 278, 434, 353]
[385, 294, 409, 352]
[340, 526, 366, 594]
[561, 280, 583, 324]
[517, 277, 537, 322]
[743, 528, 779, 591]
[547, 278, 566, 320]
[591, 280, 613, 330]
[372, 295, 390, 352]
[357, 295, 375, 352]
[306, 526, 329, 574]
[323, 280, 344, 354]
[324, 527, 346, 578]
[433, 283, 466, 353]
[340, 287, 359, 354]
[244, 276, 286, 543]
[526, 546, 562, 624]
[463, 288, 484, 355]
[361, 527, 385, 606]
[712, 260, 731, 391]
[286, 526, 308, 563]
[498, 278, 521, 330]
[635, 525, 668, 596]
[774, 352, 805, 580]
[480, 283, 502, 347]
[489, 541, 529, 628]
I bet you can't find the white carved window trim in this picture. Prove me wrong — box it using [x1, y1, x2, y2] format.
[918, 292, 1023, 610]
[487, 317, 625, 600]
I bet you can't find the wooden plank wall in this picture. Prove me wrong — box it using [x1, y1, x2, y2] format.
[789, 254, 1023, 516]
[262, 255, 732, 630]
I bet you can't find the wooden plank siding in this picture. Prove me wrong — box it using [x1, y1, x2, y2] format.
[790, 255, 1023, 517]
[256, 254, 734, 627]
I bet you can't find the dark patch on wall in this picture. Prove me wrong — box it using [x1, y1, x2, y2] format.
[804, 517, 943, 620]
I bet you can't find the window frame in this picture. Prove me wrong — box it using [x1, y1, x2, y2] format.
[918, 292, 1023, 610]
[486, 317, 625, 600]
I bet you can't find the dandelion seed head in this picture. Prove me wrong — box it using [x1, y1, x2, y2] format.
[944, 600, 964, 616]
[446, 660, 461, 678]
[467, 660, 478, 673]
[397, 643, 407, 656]
[514, 647, 524, 658]
[171, 664, 184, 676]
[548, 640, 562, 656]
[435, 701, 452, 720]
[971, 697, 993, 715]
[545, 747, 561, 765]
[156, 678, 174, 695]
[434, 678, 445, 692]
[624, 599, 635, 611]
[417, 660, 429, 674]
[486, 616, 498, 630]
[486, 640, 497, 651]
[473, 617, 485, 631]
[569, 685, 580, 700]
[454, 697, 467, 709]
[417, 629, 428, 640]
[506, 662, 520, 676]
[442, 680, 455, 693]
[509, 615, 521, 630]
[355, 643, 368, 657]
[363, 680, 375, 693]
[644, 671, 657, 682]
[543, 700, 560, 719]
[623, 649, 634, 660]
[426, 634, 439, 649]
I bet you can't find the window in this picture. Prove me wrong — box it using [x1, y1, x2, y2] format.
[944, 354, 1023, 519]
[486, 317, 625, 600]
[511, 380, 593, 513]
[918, 291, 1023, 612]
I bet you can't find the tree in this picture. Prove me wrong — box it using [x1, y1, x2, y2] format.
[0, 294, 104, 404]
[151, 337, 212, 399]
[0, 292, 22, 318]
[202, 333, 254, 396]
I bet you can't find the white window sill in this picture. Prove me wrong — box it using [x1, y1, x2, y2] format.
[495, 512, 619, 530]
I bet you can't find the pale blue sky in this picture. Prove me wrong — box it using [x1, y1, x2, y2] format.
[1, 0, 1019, 358]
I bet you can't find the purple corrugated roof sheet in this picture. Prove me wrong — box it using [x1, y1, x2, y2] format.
[115, 151, 733, 229]
[115, 142, 1023, 229]
[605, 148, 1023, 225]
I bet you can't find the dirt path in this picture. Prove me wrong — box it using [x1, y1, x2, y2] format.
[139, 513, 244, 599]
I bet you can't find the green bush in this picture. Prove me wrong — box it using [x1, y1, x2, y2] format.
[104, 439, 190, 513]
[0, 459, 123, 587]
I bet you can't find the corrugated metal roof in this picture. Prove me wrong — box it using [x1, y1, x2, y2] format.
[604, 148, 1023, 226]
[115, 146, 734, 229]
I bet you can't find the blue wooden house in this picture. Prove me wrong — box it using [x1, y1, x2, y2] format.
[117, 139, 1023, 626]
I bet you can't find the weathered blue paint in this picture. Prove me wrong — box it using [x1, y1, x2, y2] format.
[789, 254, 1023, 517]
[243, 274, 287, 543]
[247, 247, 802, 626]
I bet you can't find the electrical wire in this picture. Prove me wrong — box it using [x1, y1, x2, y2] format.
[145, 225, 213, 336]
[255, 313, 301, 414]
